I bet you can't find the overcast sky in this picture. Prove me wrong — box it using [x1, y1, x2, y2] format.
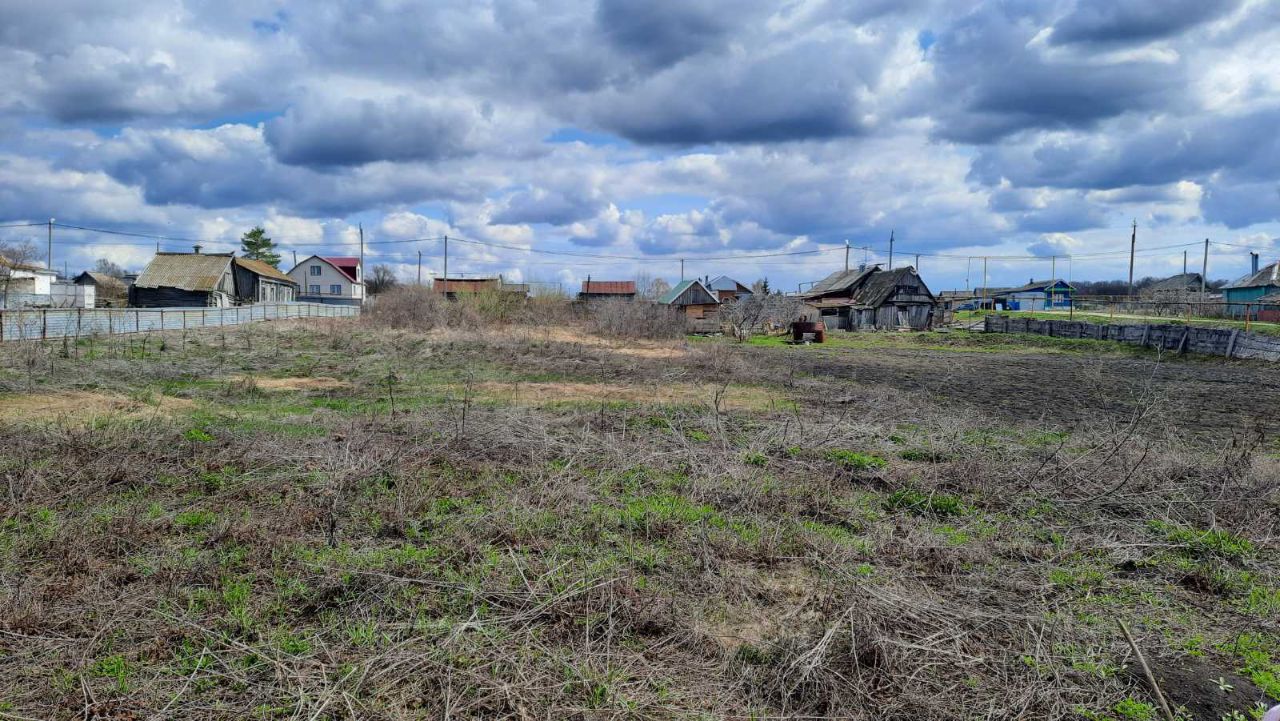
[2, 0, 1278, 291]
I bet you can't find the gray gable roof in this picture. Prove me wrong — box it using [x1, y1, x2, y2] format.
[1145, 272, 1204, 292]
[134, 253, 233, 292]
[658, 279, 717, 306]
[1224, 262, 1280, 289]
[707, 275, 751, 293]
[806, 267, 875, 296]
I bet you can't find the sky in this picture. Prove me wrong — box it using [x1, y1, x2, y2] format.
[1, 0, 1279, 292]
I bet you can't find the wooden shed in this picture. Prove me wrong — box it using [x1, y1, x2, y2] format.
[803, 266, 938, 331]
[232, 257, 298, 303]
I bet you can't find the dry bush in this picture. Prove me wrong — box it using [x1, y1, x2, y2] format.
[585, 298, 687, 340]
[368, 286, 577, 331]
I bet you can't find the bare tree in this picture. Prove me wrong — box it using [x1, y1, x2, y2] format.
[636, 274, 670, 300]
[366, 264, 399, 295]
[0, 240, 39, 308]
[722, 292, 806, 341]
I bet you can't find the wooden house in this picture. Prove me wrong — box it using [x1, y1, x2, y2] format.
[1142, 272, 1205, 300]
[707, 275, 752, 302]
[231, 257, 298, 303]
[129, 252, 237, 307]
[803, 266, 938, 331]
[999, 279, 1074, 310]
[658, 279, 720, 331]
[578, 280, 637, 301]
[1223, 261, 1280, 316]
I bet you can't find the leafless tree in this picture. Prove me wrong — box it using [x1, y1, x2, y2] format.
[0, 240, 39, 308]
[722, 292, 807, 340]
[366, 264, 399, 295]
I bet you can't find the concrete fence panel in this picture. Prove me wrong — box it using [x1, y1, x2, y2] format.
[983, 315, 1280, 362]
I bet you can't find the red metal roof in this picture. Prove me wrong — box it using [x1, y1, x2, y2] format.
[322, 257, 360, 283]
[581, 280, 636, 295]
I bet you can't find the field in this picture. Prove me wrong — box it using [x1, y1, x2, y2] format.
[1, 317, 1278, 720]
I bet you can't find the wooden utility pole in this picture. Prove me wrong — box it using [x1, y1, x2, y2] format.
[46, 218, 53, 270]
[1051, 256, 1056, 281]
[417, 250, 422, 285]
[965, 257, 971, 291]
[443, 234, 449, 289]
[914, 253, 920, 271]
[844, 239, 849, 273]
[982, 256, 988, 305]
[887, 230, 895, 270]
[1201, 238, 1208, 295]
[1182, 250, 1187, 274]
[358, 223, 365, 305]
[1128, 219, 1137, 297]
[680, 258, 685, 281]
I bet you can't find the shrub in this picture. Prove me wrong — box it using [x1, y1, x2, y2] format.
[585, 299, 687, 340]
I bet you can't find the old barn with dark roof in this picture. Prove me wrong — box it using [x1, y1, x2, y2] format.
[803, 266, 938, 331]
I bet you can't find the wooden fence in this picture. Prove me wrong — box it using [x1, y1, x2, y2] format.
[983, 315, 1280, 362]
[0, 302, 359, 342]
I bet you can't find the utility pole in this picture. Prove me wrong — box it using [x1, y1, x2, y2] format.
[965, 257, 971, 291]
[292, 250, 298, 268]
[982, 257, 988, 306]
[680, 258, 685, 281]
[914, 253, 920, 271]
[417, 250, 422, 285]
[887, 230, 895, 270]
[358, 223, 365, 305]
[47, 218, 54, 269]
[1128, 219, 1137, 297]
[1201, 238, 1208, 295]
[844, 239, 849, 273]
[1183, 250, 1187, 275]
[443, 234, 449, 289]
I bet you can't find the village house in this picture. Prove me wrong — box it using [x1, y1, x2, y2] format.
[129, 251, 237, 307]
[707, 275, 752, 302]
[578, 280, 637, 301]
[803, 266, 938, 331]
[288, 255, 364, 304]
[1142, 272, 1206, 300]
[998, 279, 1074, 311]
[1, 256, 60, 308]
[1222, 260, 1280, 316]
[231, 257, 298, 303]
[658, 279, 720, 331]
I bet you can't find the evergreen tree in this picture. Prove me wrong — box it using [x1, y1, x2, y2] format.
[239, 226, 281, 268]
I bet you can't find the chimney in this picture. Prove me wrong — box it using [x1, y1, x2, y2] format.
[192, 244, 202, 254]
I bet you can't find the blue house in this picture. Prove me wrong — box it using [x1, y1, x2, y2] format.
[999, 279, 1074, 311]
[1222, 261, 1280, 316]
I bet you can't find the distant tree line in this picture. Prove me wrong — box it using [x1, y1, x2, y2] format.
[1070, 276, 1229, 296]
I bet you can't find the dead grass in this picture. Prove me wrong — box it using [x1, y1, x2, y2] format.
[0, 389, 194, 423]
[227, 375, 351, 391]
[472, 380, 784, 410]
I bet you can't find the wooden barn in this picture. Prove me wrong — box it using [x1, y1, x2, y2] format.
[578, 280, 637, 301]
[804, 266, 938, 331]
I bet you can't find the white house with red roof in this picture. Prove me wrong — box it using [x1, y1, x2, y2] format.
[287, 255, 364, 304]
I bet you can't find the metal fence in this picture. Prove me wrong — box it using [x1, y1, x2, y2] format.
[0, 302, 359, 342]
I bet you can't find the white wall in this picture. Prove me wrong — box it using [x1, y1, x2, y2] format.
[288, 259, 363, 299]
[11, 269, 54, 295]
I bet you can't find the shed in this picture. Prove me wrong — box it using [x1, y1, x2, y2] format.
[803, 266, 938, 331]
[707, 275, 752, 302]
[578, 280, 636, 301]
[129, 252, 236, 307]
[434, 276, 528, 300]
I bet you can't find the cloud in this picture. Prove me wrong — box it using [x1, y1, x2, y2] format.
[1049, 0, 1243, 47]
[1026, 232, 1082, 257]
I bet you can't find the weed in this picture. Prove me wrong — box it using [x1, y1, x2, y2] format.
[884, 488, 967, 517]
[824, 449, 887, 471]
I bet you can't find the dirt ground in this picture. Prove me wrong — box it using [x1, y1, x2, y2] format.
[788, 345, 1280, 438]
[0, 390, 193, 423]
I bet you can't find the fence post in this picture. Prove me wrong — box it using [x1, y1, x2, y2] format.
[42, 309, 47, 339]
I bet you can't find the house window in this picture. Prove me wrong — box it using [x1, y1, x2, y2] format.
[310, 265, 322, 276]
[309, 284, 320, 294]
[330, 284, 342, 295]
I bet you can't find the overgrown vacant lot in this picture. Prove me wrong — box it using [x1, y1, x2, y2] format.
[1, 320, 1277, 720]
